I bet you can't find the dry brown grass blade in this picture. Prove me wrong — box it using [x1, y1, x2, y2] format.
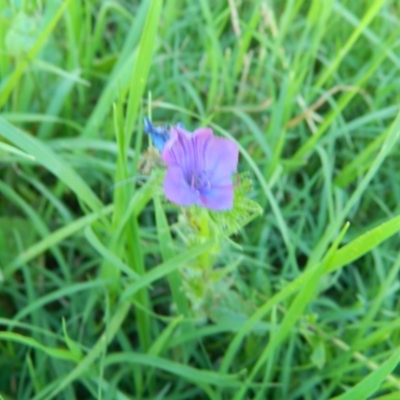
[286, 85, 360, 129]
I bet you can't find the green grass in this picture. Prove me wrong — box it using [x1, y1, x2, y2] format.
[1, 0, 400, 399]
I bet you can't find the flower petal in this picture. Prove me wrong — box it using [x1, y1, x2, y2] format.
[203, 136, 239, 184]
[190, 128, 213, 172]
[162, 126, 195, 179]
[163, 165, 198, 206]
[199, 186, 234, 211]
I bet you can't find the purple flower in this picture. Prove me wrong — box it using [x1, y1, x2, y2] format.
[162, 126, 239, 210]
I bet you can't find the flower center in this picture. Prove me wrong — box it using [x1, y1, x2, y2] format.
[190, 170, 211, 192]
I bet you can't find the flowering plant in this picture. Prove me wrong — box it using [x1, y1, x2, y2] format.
[144, 117, 262, 321]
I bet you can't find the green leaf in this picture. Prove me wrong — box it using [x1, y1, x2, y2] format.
[104, 352, 244, 388]
[331, 348, 400, 400]
[0, 1, 70, 108]
[0, 331, 79, 362]
[310, 339, 326, 370]
[62, 318, 83, 359]
[0, 141, 35, 160]
[327, 214, 400, 273]
[0, 117, 103, 213]
[47, 301, 131, 399]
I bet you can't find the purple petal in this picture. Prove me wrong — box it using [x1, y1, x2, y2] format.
[198, 134, 239, 184]
[162, 126, 194, 173]
[199, 186, 234, 210]
[191, 128, 213, 171]
[163, 165, 198, 206]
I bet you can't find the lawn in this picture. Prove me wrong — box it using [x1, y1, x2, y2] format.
[1, 0, 400, 399]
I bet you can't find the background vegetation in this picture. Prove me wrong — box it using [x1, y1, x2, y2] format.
[1, 0, 400, 399]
